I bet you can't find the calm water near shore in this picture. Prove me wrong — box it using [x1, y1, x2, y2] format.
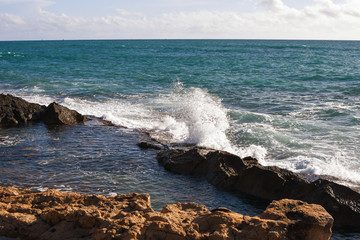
[0, 121, 266, 215]
[0, 40, 360, 238]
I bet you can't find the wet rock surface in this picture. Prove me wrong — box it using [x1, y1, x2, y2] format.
[41, 102, 88, 125]
[0, 186, 333, 240]
[0, 94, 45, 127]
[0, 94, 88, 127]
[154, 146, 360, 231]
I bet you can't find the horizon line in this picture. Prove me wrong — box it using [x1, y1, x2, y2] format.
[1, 38, 360, 42]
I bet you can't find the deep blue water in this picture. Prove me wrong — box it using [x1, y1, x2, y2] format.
[0, 40, 359, 237]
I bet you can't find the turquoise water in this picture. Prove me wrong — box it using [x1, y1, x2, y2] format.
[1, 40, 359, 186]
[0, 40, 360, 225]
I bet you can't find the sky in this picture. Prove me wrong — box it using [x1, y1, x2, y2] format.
[0, 0, 359, 40]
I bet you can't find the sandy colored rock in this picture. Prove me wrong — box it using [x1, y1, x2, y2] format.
[0, 186, 333, 240]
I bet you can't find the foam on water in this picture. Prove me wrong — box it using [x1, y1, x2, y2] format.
[231, 107, 360, 186]
[2, 83, 359, 187]
[2, 84, 266, 161]
[61, 83, 265, 159]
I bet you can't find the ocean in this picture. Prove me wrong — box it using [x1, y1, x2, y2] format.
[0, 40, 359, 238]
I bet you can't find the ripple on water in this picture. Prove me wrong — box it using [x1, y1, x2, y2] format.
[0, 123, 265, 216]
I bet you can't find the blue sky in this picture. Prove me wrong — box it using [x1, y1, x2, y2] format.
[0, 0, 359, 40]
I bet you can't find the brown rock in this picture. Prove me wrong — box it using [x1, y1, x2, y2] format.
[0, 186, 333, 240]
[260, 199, 334, 240]
[41, 102, 88, 125]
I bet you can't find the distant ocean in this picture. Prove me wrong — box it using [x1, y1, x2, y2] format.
[1, 40, 359, 238]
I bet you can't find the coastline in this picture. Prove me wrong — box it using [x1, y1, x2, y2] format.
[1, 94, 360, 239]
[0, 186, 333, 240]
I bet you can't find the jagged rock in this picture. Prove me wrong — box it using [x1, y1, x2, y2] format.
[41, 102, 89, 125]
[0, 186, 333, 240]
[0, 94, 89, 127]
[157, 147, 360, 231]
[0, 94, 45, 127]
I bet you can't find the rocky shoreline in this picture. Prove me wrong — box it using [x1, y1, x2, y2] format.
[1, 93, 359, 238]
[0, 186, 333, 240]
[138, 143, 360, 231]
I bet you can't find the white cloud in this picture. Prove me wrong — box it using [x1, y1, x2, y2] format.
[0, 0, 359, 40]
[260, 0, 288, 11]
[0, 13, 25, 27]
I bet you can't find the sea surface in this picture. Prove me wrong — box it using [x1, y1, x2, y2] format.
[0, 40, 359, 238]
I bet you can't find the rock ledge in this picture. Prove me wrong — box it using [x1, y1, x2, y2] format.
[0, 186, 333, 240]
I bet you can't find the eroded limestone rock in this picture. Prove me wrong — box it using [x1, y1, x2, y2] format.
[0, 186, 333, 240]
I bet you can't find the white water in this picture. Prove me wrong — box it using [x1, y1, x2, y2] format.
[2, 85, 359, 188]
[230, 108, 360, 187]
[59, 84, 267, 161]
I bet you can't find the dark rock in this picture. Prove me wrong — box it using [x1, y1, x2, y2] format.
[157, 148, 209, 175]
[0, 95, 89, 127]
[303, 179, 360, 232]
[137, 141, 164, 150]
[41, 102, 89, 125]
[0, 94, 45, 127]
[157, 146, 360, 231]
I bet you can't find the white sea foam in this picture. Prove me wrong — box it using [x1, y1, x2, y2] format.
[61, 86, 246, 152]
[6, 84, 266, 161]
[229, 107, 360, 186]
[264, 153, 360, 186]
[3, 85, 359, 187]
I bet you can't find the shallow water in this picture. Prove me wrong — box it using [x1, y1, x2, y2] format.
[0, 121, 266, 215]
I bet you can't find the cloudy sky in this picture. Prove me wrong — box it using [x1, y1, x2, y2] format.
[0, 0, 359, 40]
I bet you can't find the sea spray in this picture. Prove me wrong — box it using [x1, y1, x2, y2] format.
[5, 83, 267, 161]
[2, 40, 359, 191]
[230, 107, 360, 186]
[4, 85, 359, 187]
[63, 83, 265, 157]
[155, 84, 233, 149]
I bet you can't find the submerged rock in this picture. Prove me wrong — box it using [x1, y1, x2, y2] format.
[157, 147, 360, 231]
[0, 94, 45, 127]
[0, 186, 333, 240]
